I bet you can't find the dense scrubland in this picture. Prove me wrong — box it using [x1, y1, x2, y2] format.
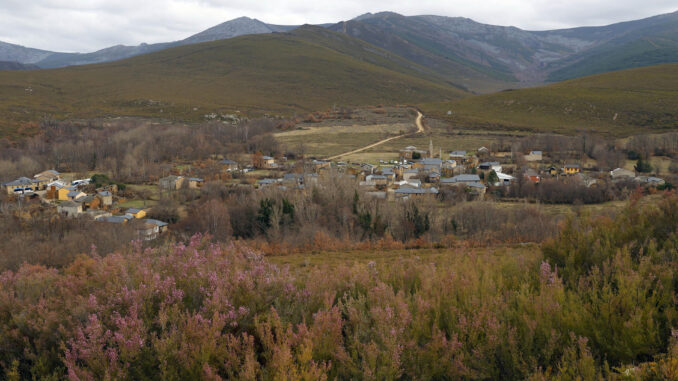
[1, 193, 677, 379]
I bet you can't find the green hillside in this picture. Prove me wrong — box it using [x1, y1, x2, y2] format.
[422, 63, 678, 136]
[545, 11, 678, 81]
[548, 38, 678, 82]
[0, 26, 467, 138]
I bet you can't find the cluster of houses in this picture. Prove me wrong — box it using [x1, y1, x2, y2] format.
[2, 170, 64, 195]
[98, 209, 168, 241]
[4, 143, 668, 242]
[158, 175, 205, 191]
[246, 142, 668, 200]
[2, 170, 168, 241]
[609, 167, 666, 186]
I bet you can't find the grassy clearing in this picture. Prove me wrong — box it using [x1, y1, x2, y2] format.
[116, 199, 156, 209]
[276, 122, 412, 158]
[276, 107, 535, 162]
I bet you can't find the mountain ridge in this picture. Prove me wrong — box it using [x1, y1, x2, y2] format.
[4, 16, 302, 69]
[328, 10, 678, 91]
[0, 26, 467, 138]
[1, 10, 678, 92]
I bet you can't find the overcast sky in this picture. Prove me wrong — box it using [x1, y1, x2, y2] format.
[1, 0, 676, 52]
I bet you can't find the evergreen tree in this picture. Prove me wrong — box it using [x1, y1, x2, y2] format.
[487, 170, 499, 185]
[634, 158, 652, 173]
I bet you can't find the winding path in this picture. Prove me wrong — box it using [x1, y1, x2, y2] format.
[324, 110, 425, 161]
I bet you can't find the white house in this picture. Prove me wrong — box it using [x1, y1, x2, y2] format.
[610, 168, 635, 180]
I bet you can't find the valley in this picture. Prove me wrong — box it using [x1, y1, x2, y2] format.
[1, 6, 678, 380]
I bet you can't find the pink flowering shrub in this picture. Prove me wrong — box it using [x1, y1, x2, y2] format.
[1, 193, 678, 380]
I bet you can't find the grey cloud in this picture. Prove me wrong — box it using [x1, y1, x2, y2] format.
[0, 0, 675, 52]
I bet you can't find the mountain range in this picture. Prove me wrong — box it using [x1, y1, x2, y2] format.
[0, 26, 466, 138]
[1, 11, 677, 92]
[0, 17, 298, 69]
[330, 11, 678, 91]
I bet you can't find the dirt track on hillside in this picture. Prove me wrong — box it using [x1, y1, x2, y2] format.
[324, 110, 425, 161]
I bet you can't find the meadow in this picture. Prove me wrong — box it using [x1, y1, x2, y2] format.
[275, 107, 531, 162]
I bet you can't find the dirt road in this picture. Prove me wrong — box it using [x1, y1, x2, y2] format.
[324, 110, 425, 161]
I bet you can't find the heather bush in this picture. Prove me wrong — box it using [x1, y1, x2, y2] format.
[1, 194, 677, 379]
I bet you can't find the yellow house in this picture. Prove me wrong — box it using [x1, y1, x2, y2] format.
[2, 177, 38, 195]
[187, 178, 204, 189]
[563, 164, 581, 175]
[125, 208, 147, 219]
[57, 187, 77, 201]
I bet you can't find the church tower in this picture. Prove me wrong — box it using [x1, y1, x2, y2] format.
[429, 139, 434, 158]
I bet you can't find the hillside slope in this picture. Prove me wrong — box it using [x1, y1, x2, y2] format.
[331, 11, 678, 92]
[0, 26, 467, 138]
[0, 41, 53, 64]
[0, 61, 39, 70]
[544, 11, 678, 81]
[421, 63, 678, 136]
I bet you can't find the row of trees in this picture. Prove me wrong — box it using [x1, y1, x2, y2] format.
[0, 118, 283, 183]
[490, 132, 678, 172]
[502, 176, 640, 204]
[164, 175, 560, 251]
[0, 200, 137, 271]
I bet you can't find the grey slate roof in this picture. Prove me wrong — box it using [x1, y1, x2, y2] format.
[418, 158, 443, 166]
[143, 219, 169, 227]
[3, 177, 38, 186]
[80, 195, 96, 203]
[100, 216, 129, 224]
[395, 187, 439, 195]
[479, 161, 500, 168]
[443, 174, 481, 183]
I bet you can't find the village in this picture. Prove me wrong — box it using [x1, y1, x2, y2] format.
[1, 134, 669, 242]
[1, 170, 168, 240]
[239, 135, 666, 195]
